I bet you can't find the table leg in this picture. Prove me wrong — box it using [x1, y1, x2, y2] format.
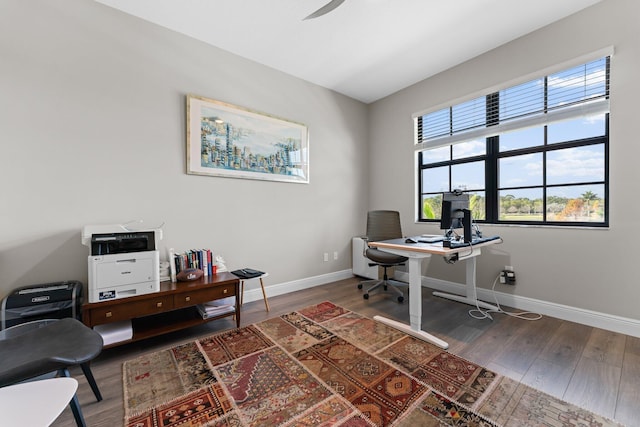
[373, 255, 449, 349]
[432, 255, 499, 316]
[259, 277, 270, 312]
[240, 280, 245, 306]
[239, 277, 269, 311]
[234, 286, 241, 327]
[408, 257, 423, 330]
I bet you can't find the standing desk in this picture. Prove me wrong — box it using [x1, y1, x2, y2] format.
[368, 237, 501, 349]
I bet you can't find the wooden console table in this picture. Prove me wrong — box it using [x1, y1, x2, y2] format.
[82, 272, 240, 348]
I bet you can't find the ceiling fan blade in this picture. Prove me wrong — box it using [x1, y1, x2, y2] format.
[303, 0, 346, 20]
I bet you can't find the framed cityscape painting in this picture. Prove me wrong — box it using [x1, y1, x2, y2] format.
[186, 95, 309, 183]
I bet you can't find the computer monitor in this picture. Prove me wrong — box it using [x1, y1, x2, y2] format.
[440, 190, 473, 242]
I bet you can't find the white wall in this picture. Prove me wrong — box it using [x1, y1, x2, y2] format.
[0, 0, 369, 299]
[369, 0, 640, 322]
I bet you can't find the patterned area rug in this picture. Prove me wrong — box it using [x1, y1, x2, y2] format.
[123, 301, 624, 426]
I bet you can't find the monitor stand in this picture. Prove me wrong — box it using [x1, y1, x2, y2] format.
[463, 209, 472, 243]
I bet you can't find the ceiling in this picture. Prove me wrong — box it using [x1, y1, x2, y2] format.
[95, 0, 601, 104]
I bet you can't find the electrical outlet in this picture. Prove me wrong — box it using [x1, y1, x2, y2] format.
[323, 252, 329, 262]
[333, 251, 338, 260]
[501, 269, 516, 284]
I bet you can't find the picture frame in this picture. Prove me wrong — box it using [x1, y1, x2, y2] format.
[186, 95, 309, 183]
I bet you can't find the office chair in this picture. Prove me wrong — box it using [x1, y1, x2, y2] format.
[357, 210, 408, 303]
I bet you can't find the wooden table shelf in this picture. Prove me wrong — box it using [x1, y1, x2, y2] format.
[82, 272, 240, 348]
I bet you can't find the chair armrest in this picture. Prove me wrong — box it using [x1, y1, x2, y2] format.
[361, 237, 370, 256]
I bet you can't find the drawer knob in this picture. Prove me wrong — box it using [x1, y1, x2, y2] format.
[223, 289, 228, 294]
[185, 296, 191, 302]
[157, 302, 163, 308]
[105, 311, 112, 318]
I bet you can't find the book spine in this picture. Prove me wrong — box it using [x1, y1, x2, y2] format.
[192, 250, 198, 269]
[173, 254, 181, 274]
[202, 249, 208, 276]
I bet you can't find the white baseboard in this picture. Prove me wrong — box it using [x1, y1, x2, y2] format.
[394, 271, 640, 339]
[241, 269, 640, 339]
[240, 269, 354, 304]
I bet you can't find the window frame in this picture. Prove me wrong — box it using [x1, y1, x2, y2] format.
[416, 56, 610, 228]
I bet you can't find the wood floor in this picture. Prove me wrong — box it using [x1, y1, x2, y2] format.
[52, 277, 639, 426]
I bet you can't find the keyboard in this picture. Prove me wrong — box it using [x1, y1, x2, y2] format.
[444, 235, 501, 248]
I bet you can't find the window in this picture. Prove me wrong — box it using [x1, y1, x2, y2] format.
[416, 54, 610, 227]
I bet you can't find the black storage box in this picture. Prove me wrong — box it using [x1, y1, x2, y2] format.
[1, 281, 83, 330]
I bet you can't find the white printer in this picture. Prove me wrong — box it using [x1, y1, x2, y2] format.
[82, 224, 162, 303]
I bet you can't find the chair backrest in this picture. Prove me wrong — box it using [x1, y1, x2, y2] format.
[366, 210, 403, 242]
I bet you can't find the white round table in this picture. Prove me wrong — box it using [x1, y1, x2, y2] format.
[0, 377, 78, 426]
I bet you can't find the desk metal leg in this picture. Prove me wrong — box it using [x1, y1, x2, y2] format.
[432, 255, 499, 317]
[373, 256, 449, 349]
[408, 257, 424, 330]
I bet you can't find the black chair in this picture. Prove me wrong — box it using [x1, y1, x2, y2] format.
[357, 210, 408, 303]
[0, 318, 103, 427]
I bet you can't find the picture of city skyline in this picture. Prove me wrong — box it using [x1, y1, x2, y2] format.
[187, 95, 309, 183]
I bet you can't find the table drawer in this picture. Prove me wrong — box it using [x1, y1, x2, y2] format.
[173, 284, 236, 309]
[89, 295, 174, 325]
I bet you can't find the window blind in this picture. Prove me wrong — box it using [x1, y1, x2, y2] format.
[415, 49, 612, 151]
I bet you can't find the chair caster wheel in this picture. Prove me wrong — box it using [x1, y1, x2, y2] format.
[363, 294, 369, 300]
[357, 284, 363, 289]
[397, 296, 404, 303]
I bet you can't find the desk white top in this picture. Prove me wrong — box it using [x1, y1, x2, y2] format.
[0, 377, 77, 426]
[369, 237, 501, 256]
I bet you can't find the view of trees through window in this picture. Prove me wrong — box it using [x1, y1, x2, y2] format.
[422, 190, 605, 223]
[422, 193, 485, 221]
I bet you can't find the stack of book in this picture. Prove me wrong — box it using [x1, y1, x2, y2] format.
[172, 249, 214, 275]
[196, 298, 235, 319]
[168, 248, 227, 281]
